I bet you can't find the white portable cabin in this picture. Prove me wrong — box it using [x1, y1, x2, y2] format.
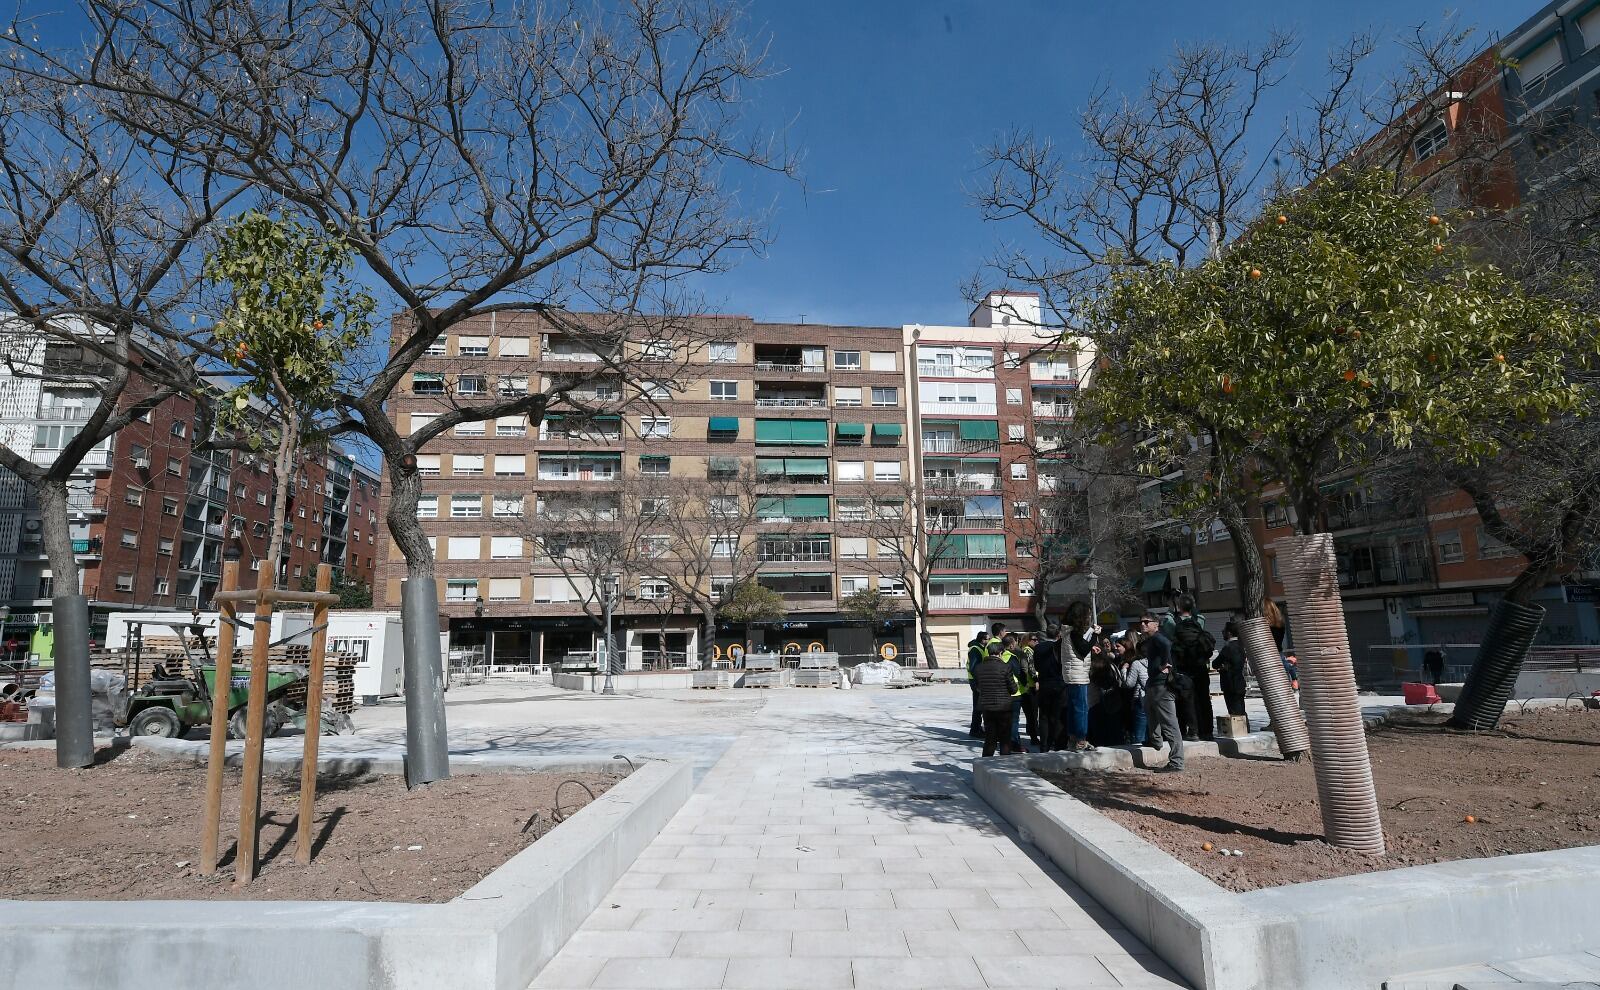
[104, 610, 297, 651]
[278, 610, 405, 703]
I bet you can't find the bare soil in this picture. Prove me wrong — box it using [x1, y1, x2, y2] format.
[1, 748, 622, 902]
[1040, 706, 1600, 892]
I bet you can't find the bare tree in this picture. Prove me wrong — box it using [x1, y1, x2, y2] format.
[20, 0, 788, 782]
[849, 474, 958, 668]
[0, 63, 241, 767]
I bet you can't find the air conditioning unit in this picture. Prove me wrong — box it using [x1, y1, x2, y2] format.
[133, 456, 150, 469]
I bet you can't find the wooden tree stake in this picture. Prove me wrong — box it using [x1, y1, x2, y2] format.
[199, 561, 239, 874]
[295, 564, 333, 865]
[234, 559, 276, 885]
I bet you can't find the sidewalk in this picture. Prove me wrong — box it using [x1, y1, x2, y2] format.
[529, 689, 1185, 989]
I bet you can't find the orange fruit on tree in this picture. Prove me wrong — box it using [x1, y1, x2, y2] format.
[1276, 215, 1287, 224]
[1495, 353, 1506, 363]
[1434, 243, 1445, 253]
[1221, 375, 1234, 393]
[1249, 268, 1262, 280]
[1428, 215, 1442, 225]
[1342, 370, 1356, 382]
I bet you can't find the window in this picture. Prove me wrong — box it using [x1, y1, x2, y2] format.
[417, 495, 438, 519]
[833, 386, 862, 407]
[1516, 38, 1563, 92]
[1583, 4, 1600, 50]
[1007, 424, 1025, 441]
[167, 457, 183, 477]
[234, 485, 246, 498]
[115, 573, 134, 592]
[1005, 387, 1023, 405]
[638, 340, 677, 362]
[833, 350, 861, 370]
[451, 495, 483, 519]
[638, 577, 671, 601]
[873, 461, 901, 482]
[413, 372, 445, 395]
[496, 416, 526, 437]
[869, 351, 896, 372]
[489, 577, 522, 601]
[882, 577, 907, 596]
[253, 522, 268, 538]
[1412, 118, 1449, 161]
[493, 454, 526, 477]
[836, 460, 864, 482]
[490, 536, 523, 560]
[293, 564, 303, 578]
[871, 386, 898, 407]
[498, 337, 530, 357]
[640, 535, 671, 558]
[162, 497, 179, 517]
[1016, 540, 1034, 558]
[445, 579, 479, 602]
[295, 536, 304, 548]
[1264, 502, 1292, 529]
[641, 416, 671, 439]
[707, 495, 735, 517]
[158, 537, 174, 556]
[1477, 526, 1518, 559]
[642, 496, 670, 518]
[839, 575, 869, 595]
[641, 379, 674, 400]
[640, 455, 670, 476]
[1434, 529, 1464, 564]
[1010, 462, 1028, 479]
[154, 577, 170, 596]
[875, 537, 902, 558]
[417, 454, 441, 477]
[710, 536, 736, 558]
[838, 537, 868, 560]
[458, 336, 490, 357]
[297, 505, 307, 518]
[1013, 501, 1030, 518]
[169, 421, 186, 438]
[710, 380, 739, 401]
[709, 341, 738, 363]
[124, 486, 143, 506]
[1216, 564, 1236, 590]
[455, 420, 485, 437]
[1018, 579, 1035, 597]
[493, 494, 524, 517]
[33, 424, 82, 450]
[710, 577, 733, 600]
[120, 529, 138, 548]
[424, 336, 447, 356]
[409, 413, 435, 436]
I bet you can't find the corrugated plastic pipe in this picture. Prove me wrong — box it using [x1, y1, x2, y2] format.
[1447, 599, 1545, 731]
[1275, 533, 1386, 855]
[1237, 616, 1310, 759]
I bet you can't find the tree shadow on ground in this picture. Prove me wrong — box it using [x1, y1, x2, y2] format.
[1040, 770, 1323, 845]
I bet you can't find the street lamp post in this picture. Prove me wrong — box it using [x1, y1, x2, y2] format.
[1087, 572, 1099, 625]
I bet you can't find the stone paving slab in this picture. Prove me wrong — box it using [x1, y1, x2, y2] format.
[528, 689, 1176, 988]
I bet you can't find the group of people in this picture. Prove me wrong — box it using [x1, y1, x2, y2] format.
[967, 595, 1284, 774]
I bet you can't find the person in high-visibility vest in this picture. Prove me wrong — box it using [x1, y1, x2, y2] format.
[965, 630, 991, 738]
[999, 634, 1033, 752]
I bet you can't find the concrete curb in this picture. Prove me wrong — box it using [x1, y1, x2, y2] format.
[974, 756, 1600, 990]
[0, 753, 693, 990]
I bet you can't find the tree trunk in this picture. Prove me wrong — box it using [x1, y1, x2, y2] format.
[38, 477, 93, 768]
[264, 415, 298, 590]
[701, 609, 718, 670]
[916, 606, 939, 669]
[385, 457, 450, 785]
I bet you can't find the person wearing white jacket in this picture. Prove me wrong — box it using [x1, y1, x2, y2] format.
[1062, 601, 1096, 751]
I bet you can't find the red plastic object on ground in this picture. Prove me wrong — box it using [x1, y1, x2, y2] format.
[1402, 682, 1442, 705]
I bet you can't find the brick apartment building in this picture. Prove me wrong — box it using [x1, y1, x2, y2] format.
[374, 292, 1087, 667]
[0, 333, 380, 656]
[1129, 1, 1600, 676]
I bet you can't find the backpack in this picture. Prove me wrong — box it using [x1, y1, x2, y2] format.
[1171, 616, 1215, 667]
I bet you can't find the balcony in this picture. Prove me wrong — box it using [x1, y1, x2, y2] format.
[930, 556, 1009, 571]
[66, 493, 109, 516]
[917, 360, 994, 379]
[542, 336, 605, 363]
[754, 395, 827, 408]
[927, 514, 1004, 530]
[36, 403, 97, 421]
[923, 474, 998, 493]
[1032, 402, 1075, 419]
[929, 593, 1010, 610]
[754, 345, 826, 376]
[757, 543, 832, 563]
[919, 401, 997, 417]
[920, 438, 1001, 455]
[175, 594, 199, 610]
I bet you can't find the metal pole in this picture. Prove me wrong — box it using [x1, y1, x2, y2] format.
[52, 593, 93, 769]
[400, 578, 450, 787]
[1088, 572, 1099, 625]
[601, 587, 616, 696]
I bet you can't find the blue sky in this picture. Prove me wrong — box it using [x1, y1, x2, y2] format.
[697, 0, 1520, 329]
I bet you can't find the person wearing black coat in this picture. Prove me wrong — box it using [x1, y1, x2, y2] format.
[972, 644, 1020, 757]
[1212, 622, 1248, 719]
[1033, 624, 1065, 751]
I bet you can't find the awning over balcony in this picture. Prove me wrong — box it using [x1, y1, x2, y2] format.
[755, 419, 828, 444]
[835, 422, 865, 438]
[1141, 570, 1173, 593]
[872, 423, 903, 439]
[957, 420, 998, 440]
[708, 416, 740, 433]
[757, 495, 830, 519]
[934, 534, 1006, 558]
[757, 457, 828, 477]
[758, 571, 832, 578]
[708, 456, 740, 472]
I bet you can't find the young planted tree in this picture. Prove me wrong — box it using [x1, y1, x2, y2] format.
[1088, 169, 1594, 850]
[838, 587, 905, 660]
[204, 213, 372, 593]
[29, 0, 786, 782]
[852, 474, 958, 668]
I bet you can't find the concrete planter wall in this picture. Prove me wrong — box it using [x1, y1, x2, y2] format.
[975, 758, 1600, 990]
[0, 754, 692, 990]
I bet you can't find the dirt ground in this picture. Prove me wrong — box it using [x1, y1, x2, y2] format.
[1, 747, 621, 902]
[1040, 706, 1600, 892]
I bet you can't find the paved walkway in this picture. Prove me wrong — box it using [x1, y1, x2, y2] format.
[529, 688, 1185, 989]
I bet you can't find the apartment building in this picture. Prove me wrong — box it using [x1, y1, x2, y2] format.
[375, 293, 1094, 667]
[0, 333, 380, 656]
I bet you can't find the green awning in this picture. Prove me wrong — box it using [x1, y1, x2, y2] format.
[786, 458, 828, 475]
[708, 416, 739, 433]
[755, 419, 790, 443]
[789, 420, 828, 445]
[787, 495, 830, 518]
[1141, 571, 1172, 593]
[966, 534, 1006, 556]
[708, 456, 740, 471]
[835, 422, 866, 437]
[756, 457, 787, 475]
[871, 423, 902, 438]
[957, 420, 999, 441]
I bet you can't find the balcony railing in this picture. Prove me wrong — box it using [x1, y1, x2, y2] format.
[919, 401, 997, 416]
[923, 475, 998, 492]
[931, 556, 1009, 571]
[1032, 403, 1075, 418]
[757, 548, 832, 562]
[764, 588, 835, 601]
[917, 361, 994, 378]
[542, 350, 602, 362]
[36, 403, 97, 421]
[929, 593, 1010, 610]
[754, 397, 827, 408]
[920, 438, 1001, 454]
[754, 360, 826, 373]
[537, 469, 618, 482]
[928, 514, 1005, 530]
[66, 494, 109, 515]
[1031, 370, 1081, 385]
